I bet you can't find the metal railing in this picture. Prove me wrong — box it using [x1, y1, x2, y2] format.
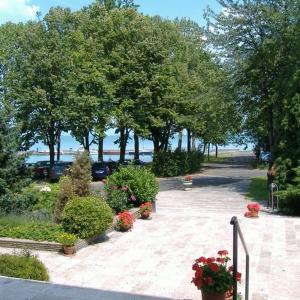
[230, 216, 249, 300]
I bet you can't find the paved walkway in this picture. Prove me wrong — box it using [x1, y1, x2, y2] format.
[1, 155, 300, 300]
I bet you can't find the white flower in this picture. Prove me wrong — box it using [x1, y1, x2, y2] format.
[40, 186, 51, 192]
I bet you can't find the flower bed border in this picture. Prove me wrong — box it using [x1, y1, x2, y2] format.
[0, 206, 146, 253]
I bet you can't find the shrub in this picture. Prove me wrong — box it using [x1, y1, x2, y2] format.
[105, 166, 159, 205]
[57, 232, 77, 246]
[54, 176, 74, 222]
[152, 150, 203, 177]
[0, 192, 38, 215]
[277, 188, 300, 215]
[0, 216, 64, 242]
[116, 211, 134, 231]
[105, 188, 129, 213]
[70, 151, 92, 196]
[273, 157, 292, 190]
[61, 196, 113, 239]
[0, 251, 49, 281]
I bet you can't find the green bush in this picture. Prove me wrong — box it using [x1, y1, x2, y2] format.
[0, 192, 38, 215]
[105, 189, 129, 213]
[0, 216, 64, 242]
[70, 151, 92, 197]
[61, 196, 113, 239]
[0, 251, 49, 281]
[152, 150, 203, 177]
[105, 166, 159, 205]
[273, 157, 292, 190]
[277, 188, 300, 215]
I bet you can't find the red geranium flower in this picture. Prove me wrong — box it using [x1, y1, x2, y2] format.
[209, 263, 219, 273]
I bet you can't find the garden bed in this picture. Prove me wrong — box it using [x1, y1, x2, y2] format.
[0, 207, 143, 253]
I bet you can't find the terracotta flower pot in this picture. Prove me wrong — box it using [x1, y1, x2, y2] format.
[183, 181, 192, 191]
[201, 291, 226, 300]
[141, 211, 150, 219]
[63, 246, 75, 255]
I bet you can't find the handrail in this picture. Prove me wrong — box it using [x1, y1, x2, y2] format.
[230, 216, 249, 300]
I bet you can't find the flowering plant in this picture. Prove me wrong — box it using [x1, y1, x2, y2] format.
[140, 202, 152, 219]
[57, 233, 77, 247]
[191, 250, 241, 294]
[184, 175, 193, 182]
[244, 202, 260, 217]
[116, 211, 134, 231]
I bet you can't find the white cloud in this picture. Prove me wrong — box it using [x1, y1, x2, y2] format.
[0, 0, 39, 24]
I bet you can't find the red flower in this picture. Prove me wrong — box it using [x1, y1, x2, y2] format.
[218, 250, 228, 257]
[216, 257, 225, 263]
[196, 256, 207, 264]
[209, 263, 219, 273]
[204, 277, 213, 285]
[191, 276, 202, 288]
[206, 257, 215, 264]
[228, 265, 233, 272]
[236, 272, 242, 282]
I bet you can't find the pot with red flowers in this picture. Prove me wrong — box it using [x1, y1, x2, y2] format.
[140, 202, 152, 219]
[116, 211, 134, 231]
[183, 175, 193, 191]
[244, 202, 260, 218]
[191, 250, 241, 300]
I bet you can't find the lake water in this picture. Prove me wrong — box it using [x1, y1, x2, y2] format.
[27, 134, 253, 163]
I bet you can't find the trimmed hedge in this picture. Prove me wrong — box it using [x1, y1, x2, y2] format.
[277, 188, 300, 215]
[0, 252, 49, 281]
[61, 196, 113, 239]
[152, 150, 203, 177]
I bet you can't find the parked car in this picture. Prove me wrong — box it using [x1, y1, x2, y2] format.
[32, 161, 50, 179]
[117, 159, 146, 166]
[259, 151, 271, 164]
[49, 161, 73, 181]
[91, 162, 111, 181]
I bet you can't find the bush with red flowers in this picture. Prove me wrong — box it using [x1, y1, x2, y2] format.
[244, 202, 260, 218]
[191, 250, 241, 295]
[140, 202, 152, 219]
[116, 211, 134, 231]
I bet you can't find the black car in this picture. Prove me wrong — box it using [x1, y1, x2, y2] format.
[49, 161, 73, 181]
[117, 159, 146, 166]
[32, 161, 51, 179]
[91, 162, 111, 181]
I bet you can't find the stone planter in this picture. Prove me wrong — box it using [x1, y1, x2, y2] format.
[183, 181, 192, 191]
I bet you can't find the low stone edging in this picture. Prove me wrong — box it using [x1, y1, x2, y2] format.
[0, 206, 144, 253]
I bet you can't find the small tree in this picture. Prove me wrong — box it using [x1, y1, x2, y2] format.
[54, 176, 74, 222]
[70, 151, 92, 196]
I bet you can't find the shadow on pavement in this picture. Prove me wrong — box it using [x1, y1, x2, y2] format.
[0, 276, 173, 300]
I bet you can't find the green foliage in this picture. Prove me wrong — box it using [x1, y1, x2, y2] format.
[70, 152, 92, 197]
[0, 192, 38, 216]
[105, 166, 159, 205]
[105, 189, 129, 213]
[246, 177, 268, 202]
[152, 150, 203, 177]
[61, 196, 113, 239]
[277, 189, 300, 216]
[273, 157, 292, 190]
[57, 232, 77, 246]
[0, 217, 64, 242]
[0, 251, 49, 281]
[54, 176, 74, 222]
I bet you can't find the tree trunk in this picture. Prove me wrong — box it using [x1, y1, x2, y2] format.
[177, 129, 182, 151]
[207, 143, 210, 161]
[134, 133, 139, 160]
[192, 134, 196, 151]
[84, 129, 90, 152]
[202, 142, 207, 155]
[48, 128, 55, 168]
[153, 137, 160, 153]
[98, 136, 104, 161]
[215, 144, 218, 158]
[268, 105, 274, 158]
[119, 127, 128, 163]
[56, 131, 61, 161]
[187, 129, 191, 152]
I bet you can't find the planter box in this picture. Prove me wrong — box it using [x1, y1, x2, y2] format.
[0, 207, 144, 253]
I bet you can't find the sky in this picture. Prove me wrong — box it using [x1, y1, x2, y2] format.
[0, 0, 222, 26]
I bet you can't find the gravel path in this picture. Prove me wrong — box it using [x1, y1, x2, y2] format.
[1, 155, 300, 300]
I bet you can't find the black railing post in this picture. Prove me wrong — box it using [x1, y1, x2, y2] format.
[230, 216, 249, 300]
[231, 216, 238, 300]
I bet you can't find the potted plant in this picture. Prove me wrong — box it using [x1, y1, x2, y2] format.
[140, 202, 152, 219]
[183, 175, 193, 191]
[244, 202, 260, 218]
[116, 211, 134, 231]
[191, 250, 241, 300]
[57, 233, 77, 255]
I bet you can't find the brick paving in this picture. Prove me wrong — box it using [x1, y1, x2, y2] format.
[1, 155, 300, 300]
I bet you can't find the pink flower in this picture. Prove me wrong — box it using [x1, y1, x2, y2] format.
[130, 195, 136, 201]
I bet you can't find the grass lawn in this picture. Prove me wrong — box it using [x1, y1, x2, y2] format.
[246, 176, 268, 201]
